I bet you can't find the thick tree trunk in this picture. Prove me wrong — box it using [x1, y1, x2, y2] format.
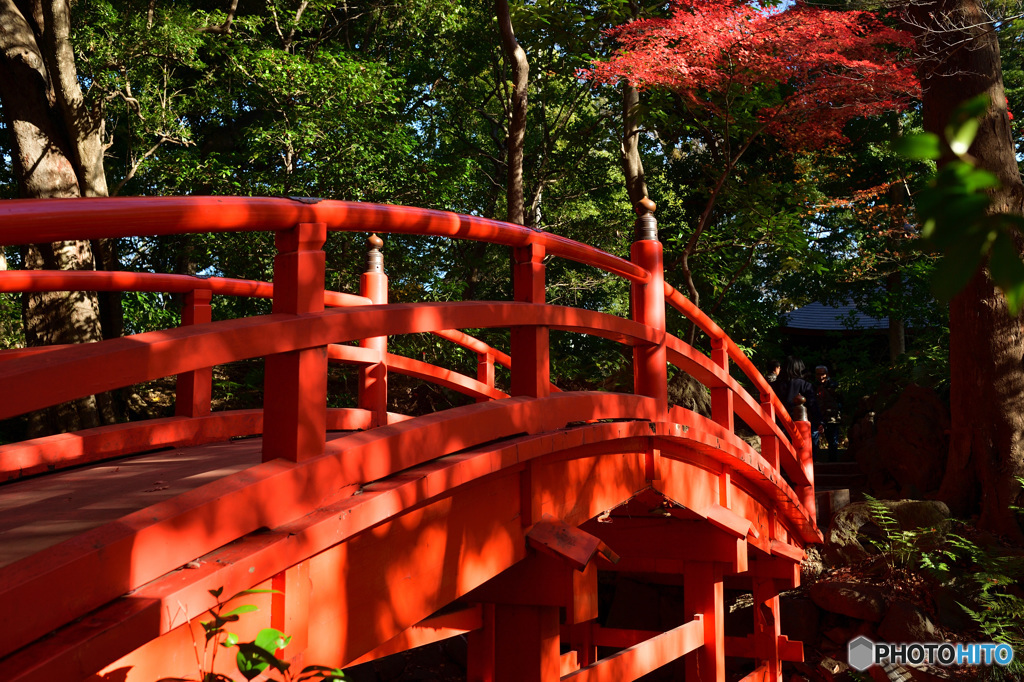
[914, 0, 1024, 539]
[0, 0, 120, 434]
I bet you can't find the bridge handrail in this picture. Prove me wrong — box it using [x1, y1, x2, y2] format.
[0, 270, 518, 374]
[0, 197, 649, 284]
[0, 196, 808, 509]
[663, 282, 796, 438]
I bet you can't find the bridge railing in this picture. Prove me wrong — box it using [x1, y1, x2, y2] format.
[0, 196, 812, 514]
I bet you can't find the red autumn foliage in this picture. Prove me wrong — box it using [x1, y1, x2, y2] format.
[585, 0, 920, 148]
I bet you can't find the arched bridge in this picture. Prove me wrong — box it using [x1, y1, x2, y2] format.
[0, 198, 819, 682]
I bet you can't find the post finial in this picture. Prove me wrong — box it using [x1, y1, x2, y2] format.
[366, 234, 384, 273]
[633, 198, 658, 241]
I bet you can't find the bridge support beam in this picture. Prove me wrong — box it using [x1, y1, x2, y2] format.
[684, 561, 725, 682]
[264, 222, 327, 462]
[752, 577, 783, 682]
[359, 235, 388, 427]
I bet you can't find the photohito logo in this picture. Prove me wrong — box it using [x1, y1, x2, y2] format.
[848, 636, 1015, 671]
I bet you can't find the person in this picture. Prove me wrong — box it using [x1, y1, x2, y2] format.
[814, 365, 842, 461]
[772, 356, 820, 446]
[765, 359, 781, 384]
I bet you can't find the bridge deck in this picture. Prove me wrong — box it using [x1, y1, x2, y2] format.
[0, 439, 261, 568]
[0, 433, 385, 568]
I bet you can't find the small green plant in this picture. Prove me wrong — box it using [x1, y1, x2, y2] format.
[159, 587, 346, 682]
[860, 496, 922, 571]
[861, 494, 1024, 676]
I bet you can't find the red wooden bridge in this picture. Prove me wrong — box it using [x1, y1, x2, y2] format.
[0, 198, 819, 682]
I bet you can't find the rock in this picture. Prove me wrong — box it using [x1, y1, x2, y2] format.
[873, 385, 949, 495]
[809, 581, 885, 622]
[877, 600, 937, 643]
[823, 500, 950, 567]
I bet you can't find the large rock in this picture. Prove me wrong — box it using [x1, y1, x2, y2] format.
[873, 384, 950, 496]
[877, 600, 938, 643]
[809, 581, 886, 622]
[824, 500, 950, 566]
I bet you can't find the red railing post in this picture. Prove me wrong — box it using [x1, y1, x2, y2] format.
[630, 200, 668, 421]
[709, 338, 734, 433]
[511, 241, 549, 397]
[477, 351, 495, 403]
[759, 391, 781, 471]
[263, 222, 327, 463]
[794, 419, 816, 522]
[359, 235, 388, 427]
[175, 288, 212, 417]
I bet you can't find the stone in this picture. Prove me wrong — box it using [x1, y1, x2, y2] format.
[873, 385, 950, 495]
[809, 581, 885, 622]
[823, 500, 950, 567]
[877, 600, 937, 643]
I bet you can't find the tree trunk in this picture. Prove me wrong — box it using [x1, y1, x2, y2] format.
[621, 82, 649, 208]
[914, 0, 1024, 539]
[0, 0, 120, 435]
[496, 0, 528, 226]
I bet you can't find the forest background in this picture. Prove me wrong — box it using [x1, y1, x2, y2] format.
[0, 0, 1022, 533]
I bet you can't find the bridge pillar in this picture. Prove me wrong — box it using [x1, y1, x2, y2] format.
[630, 199, 668, 421]
[752, 577, 783, 682]
[263, 222, 327, 463]
[511, 241, 549, 398]
[359, 235, 388, 427]
[684, 561, 725, 682]
[175, 288, 212, 417]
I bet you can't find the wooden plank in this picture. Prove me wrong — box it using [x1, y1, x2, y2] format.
[561, 617, 703, 682]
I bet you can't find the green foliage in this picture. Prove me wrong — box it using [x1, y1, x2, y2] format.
[893, 95, 1024, 312]
[160, 587, 346, 682]
[862, 494, 1024, 673]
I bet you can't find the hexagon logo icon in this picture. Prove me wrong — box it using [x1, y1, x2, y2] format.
[848, 636, 875, 671]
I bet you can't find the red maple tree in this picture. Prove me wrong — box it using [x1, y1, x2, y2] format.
[587, 0, 919, 149]
[584, 0, 920, 321]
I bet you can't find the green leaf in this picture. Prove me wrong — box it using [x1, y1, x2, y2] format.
[947, 118, 979, 155]
[299, 665, 348, 681]
[953, 93, 991, 120]
[226, 588, 280, 601]
[220, 604, 260, 619]
[222, 632, 240, 647]
[924, 196, 992, 249]
[891, 133, 941, 160]
[235, 629, 292, 681]
[931, 230, 990, 301]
